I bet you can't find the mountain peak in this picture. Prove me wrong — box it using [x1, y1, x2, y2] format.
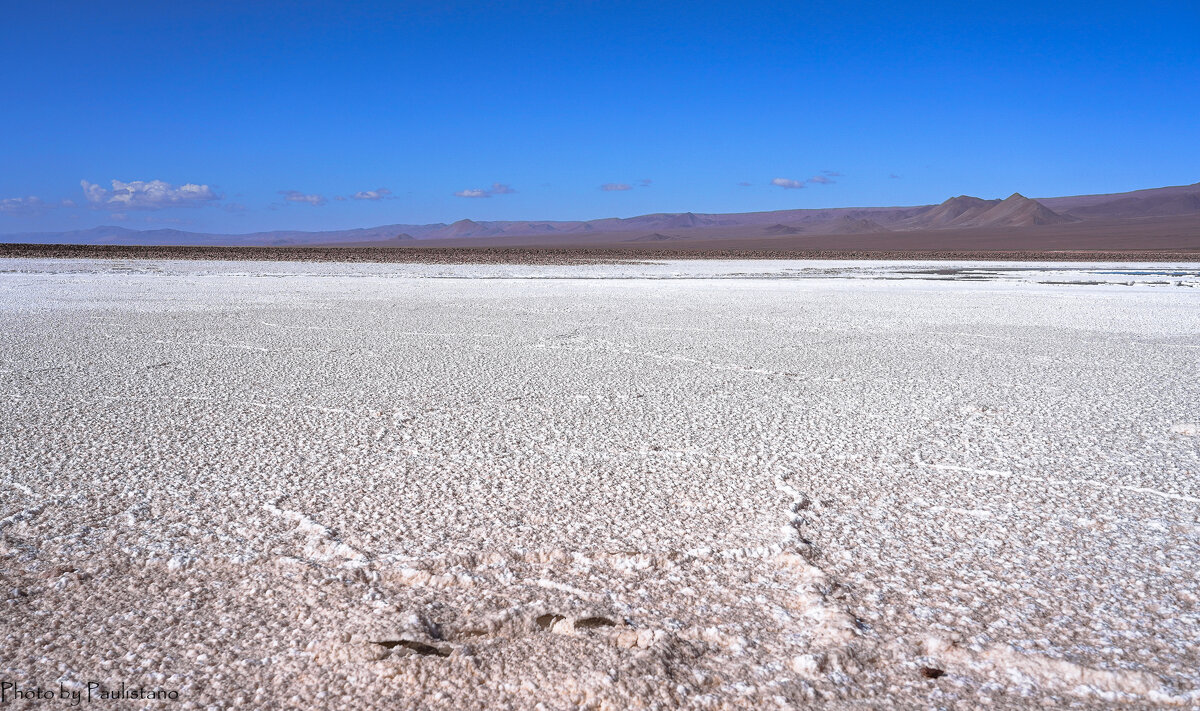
[960, 194, 1074, 227]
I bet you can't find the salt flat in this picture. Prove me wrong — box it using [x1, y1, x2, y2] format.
[1, 258, 1198, 709]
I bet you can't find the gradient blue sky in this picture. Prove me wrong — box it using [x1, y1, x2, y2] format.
[2, 1, 1198, 234]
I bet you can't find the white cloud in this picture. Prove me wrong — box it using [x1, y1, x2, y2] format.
[0, 196, 49, 216]
[61, 198, 77, 207]
[352, 188, 393, 200]
[808, 175, 834, 185]
[81, 181, 107, 204]
[600, 183, 632, 191]
[771, 178, 805, 189]
[279, 190, 327, 206]
[454, 183, 515, 198]
[81, 179, 220, 210]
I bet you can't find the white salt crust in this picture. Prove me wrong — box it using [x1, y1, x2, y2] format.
[0, 259, 1197, 709]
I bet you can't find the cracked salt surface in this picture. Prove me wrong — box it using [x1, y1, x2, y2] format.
[0, 258, 1198, 709]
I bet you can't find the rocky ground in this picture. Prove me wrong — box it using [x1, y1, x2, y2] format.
[3, 243, 1200, 264]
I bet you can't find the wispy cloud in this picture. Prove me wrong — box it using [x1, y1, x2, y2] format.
[352, 188, 393, 201]
[771, 178, 805, 189]
[638, 178, 652, 187]
[454, 182, 516, 198]
[82, 179, 220, 210]
[807, 175, 834, 185]
[737, 181, 752, 187]
[889, 173, 901, 179]
[823, 170, 843, 177]
[0, 196, 50, 216]
[600, 183, 632, 191]
[279, 190, 327, 206]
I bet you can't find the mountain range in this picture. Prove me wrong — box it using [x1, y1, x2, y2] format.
[4, 182, 1199, 249]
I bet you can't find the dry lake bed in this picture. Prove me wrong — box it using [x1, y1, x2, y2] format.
[1, 258, 1198, 709]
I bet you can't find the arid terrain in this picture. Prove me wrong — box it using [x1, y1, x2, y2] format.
[4, 182, 1199, 254]
[1, 258, 1198, 709]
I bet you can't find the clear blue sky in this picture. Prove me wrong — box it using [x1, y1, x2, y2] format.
[2, 1, 1198, 234]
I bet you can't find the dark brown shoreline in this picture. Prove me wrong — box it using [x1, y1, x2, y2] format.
[4, 243, 1200, 264]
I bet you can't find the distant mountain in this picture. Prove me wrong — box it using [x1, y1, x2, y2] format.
[1038, 182, 1200, 217]
[441, 219, 495, 238]
[907, 193, 1075, 229]
[964, 193, 1076, 227]
[3, 181, 1195, 246]
[909, 196, 997, 228]
[827, 216, 892, 234]
[642, 212, 709, 229]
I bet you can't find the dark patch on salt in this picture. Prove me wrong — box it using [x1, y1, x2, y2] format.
[536, 614, 565, 629]
[375, 639, 451, 657]
[574, 617, 617, 629]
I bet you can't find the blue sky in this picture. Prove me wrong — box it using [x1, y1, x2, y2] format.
[2, 1, 1198, 234]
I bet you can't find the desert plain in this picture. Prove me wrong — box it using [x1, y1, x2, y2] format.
[1, 258, 1198, 709]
